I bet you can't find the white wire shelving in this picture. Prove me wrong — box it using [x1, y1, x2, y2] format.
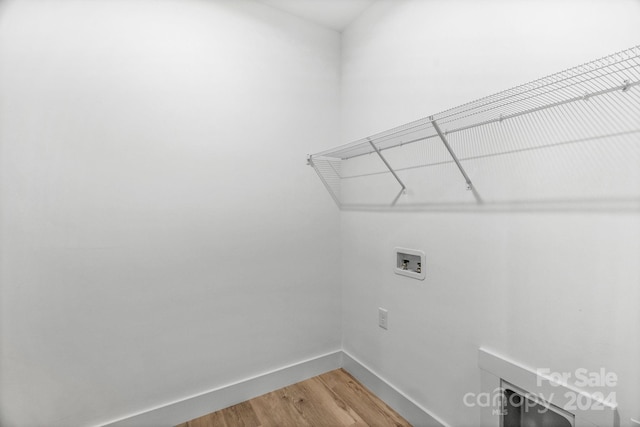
[308, 46, 640, 211]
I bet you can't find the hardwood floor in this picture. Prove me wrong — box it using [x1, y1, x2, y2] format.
[176, 369, 412, 427]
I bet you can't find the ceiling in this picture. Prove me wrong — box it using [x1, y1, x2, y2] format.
[257, 0, 375, 32]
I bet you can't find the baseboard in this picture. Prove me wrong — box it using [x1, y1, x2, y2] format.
[101, 349, 447, 427]
[100, 350, 343, 427]
[341, 351, 449, 427]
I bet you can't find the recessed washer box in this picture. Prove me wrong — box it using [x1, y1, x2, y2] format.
[394, 247, 425, 280]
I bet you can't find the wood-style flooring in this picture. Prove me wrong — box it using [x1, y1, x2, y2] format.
[176, 368, 412, 427]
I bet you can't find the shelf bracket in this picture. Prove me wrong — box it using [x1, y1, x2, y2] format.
[367, 138, 406, 206]
[430, 118, 483, 204]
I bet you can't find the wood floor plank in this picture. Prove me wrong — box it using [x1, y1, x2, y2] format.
[249, 385, 313, 427]
[221, 401, 260, 427]
[302, 376, 368, 426]
[283, 377, 364, 426]
[176, 408, 228, 427]
[176, 369, 411, 427]
[318, 370, 411, 427]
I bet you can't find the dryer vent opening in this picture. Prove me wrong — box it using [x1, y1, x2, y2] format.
[502, 381, 575, 427]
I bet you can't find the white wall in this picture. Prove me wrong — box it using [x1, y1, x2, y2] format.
[3, 1, 639, 426]
[340, 1, 640, 426]
[0, 1, 341, 425]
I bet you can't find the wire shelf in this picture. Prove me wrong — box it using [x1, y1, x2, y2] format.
[309, 46, 640, 210]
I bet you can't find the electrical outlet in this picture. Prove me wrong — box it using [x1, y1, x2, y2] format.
[378, 307, 388, 330]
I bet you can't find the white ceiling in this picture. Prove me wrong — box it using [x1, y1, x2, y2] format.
[257, 0, 375, 32]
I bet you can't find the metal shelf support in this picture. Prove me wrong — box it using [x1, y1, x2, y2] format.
[367, 138, 406, 206]
[430, 118, 483, 204]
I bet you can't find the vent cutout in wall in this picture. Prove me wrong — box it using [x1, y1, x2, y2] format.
[502, 380, 574, 427]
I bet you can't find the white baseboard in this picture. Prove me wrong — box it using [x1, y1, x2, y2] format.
[101, 350, 445, 427]
[341, 351, 448, 427]
[100, 350, 343, 427]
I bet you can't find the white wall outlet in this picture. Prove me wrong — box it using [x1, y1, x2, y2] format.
[378, 307, 388, 330]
